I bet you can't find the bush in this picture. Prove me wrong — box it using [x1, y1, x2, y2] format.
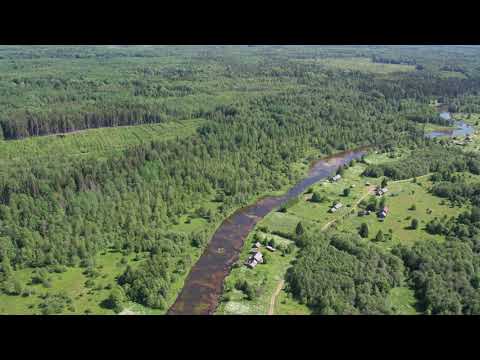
[411, 219, 419, 230]
[102, 287, 126, 313]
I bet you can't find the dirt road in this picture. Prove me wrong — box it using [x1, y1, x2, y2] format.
[268, 280, 285, 315]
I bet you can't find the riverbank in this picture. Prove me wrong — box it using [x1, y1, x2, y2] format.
[169, 147, 368, 315]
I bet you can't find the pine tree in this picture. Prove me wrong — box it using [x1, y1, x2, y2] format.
[295, 222, 305, 237]
[359, 223, 369, 238]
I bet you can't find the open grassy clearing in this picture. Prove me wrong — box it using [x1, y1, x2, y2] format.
[296, 57, 416, 74]
[335, 179, 466, 251]
[0, 119, 206, 171]
[385, 287, 419, 315]
[439, 70, 468, 79]
[423, 123, 456, 133]
[0, 250, 148, 315]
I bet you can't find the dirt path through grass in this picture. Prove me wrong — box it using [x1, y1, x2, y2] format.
[320, 174, 433, 232]
[321, 185, 376, 231]
[268, 280, 285, 315]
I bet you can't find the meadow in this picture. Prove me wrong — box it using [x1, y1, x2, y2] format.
[297, 57, 417, 74]
[0, 119, 205, 172]
[334, 179, 465, 251]
[0, 250, 148, 315]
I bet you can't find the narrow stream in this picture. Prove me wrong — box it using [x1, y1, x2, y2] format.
[168, 148, 368, 315]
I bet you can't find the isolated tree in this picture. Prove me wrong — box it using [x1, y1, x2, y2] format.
[381, 178, 388, 188]
[375, 230, 384, 242]
[411, 218, 419, 230]
[295, 222, 305, 237]
[104, 286, 126, 313]
[311, 192, 323, 203]
[343, 188, 351, 197]
[359, 223, 369, 238]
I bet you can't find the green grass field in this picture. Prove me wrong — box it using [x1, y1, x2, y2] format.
[423, 123, 456, 133]
[298, 57, 417, 74]
[386, 287, 419, 315]
[0, 250, 147, 315]
[335, 179, 465, 251]
[0, 119, 206, 173]
[439, 70, 468, 79]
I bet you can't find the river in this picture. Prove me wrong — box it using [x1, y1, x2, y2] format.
[426, 111, 475, 139]
[169, 109, 475, 315]
[168, 147, 368, 315]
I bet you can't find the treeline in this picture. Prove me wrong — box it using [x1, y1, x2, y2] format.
[363, 144, 478, 180]
[1, 106, 166, 139]
[394, 206, 480, 314]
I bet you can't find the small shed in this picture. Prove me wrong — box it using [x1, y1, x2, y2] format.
[266, 245, 276, 252]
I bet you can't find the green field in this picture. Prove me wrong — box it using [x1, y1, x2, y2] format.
[0, 250, 147, 315]
[0, 119, 205, 172]
[298, 57, 417, 74]
[439, 70, 468, 79]
[335, 179, 466, 250]
[386, 287, 419, 315]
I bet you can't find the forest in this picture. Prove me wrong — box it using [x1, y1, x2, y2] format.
[2, 46, 480, 314]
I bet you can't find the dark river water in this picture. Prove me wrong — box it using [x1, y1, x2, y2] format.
[168, 147, 368, 315]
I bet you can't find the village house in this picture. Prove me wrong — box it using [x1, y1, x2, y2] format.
[331, 174, 342, 182]
[378, 206, 389, 220]
[266, 245, 276, 252]
[376, 187, 389, 196]
[329, 202, 343, 213]
[245, 251, 264, 269]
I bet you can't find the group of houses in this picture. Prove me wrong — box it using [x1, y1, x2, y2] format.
[329, 202, 343, 213]
[245, 242, 276, 269]
[375, 187, 389, 196]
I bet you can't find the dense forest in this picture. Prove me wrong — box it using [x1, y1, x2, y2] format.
[2, 46, 480, 314]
